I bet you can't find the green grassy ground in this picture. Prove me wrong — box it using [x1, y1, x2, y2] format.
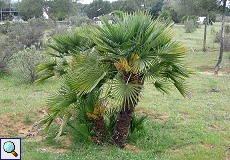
[0, 23, 230, 160]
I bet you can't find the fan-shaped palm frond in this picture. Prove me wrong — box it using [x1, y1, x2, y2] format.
[109, 75, 143, 107]
[92, 11, 189, 97]
[64, 55, 110, 96]
[36, 29, 94, 82]
[48, 28, 94, 56]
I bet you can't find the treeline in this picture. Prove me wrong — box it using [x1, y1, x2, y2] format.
[1, 0, 229, 22]
[82, 0, 230, 23]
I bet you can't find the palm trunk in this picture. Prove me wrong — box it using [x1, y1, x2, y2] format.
[111, 73, 144, 148]
[111, 101, 135, 148]
[92, 116, 106, 145]
[214, 0, 227, 75]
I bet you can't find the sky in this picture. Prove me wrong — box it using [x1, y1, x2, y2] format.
[10, 0, 230, 7]
[78, 0, 118, 4]
[11, 0, 118, 4]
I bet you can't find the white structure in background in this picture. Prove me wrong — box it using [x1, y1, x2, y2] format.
[197, 17, 206, 25]
[43, 8, 49, 19]
[93, 17, 113, 25]
[93, 17, 102, 25]
[108, 20, 112, 24]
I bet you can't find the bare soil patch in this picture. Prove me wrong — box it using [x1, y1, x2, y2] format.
[198, 71, 223, 76]
[124, 144, 145, 153]
[0, 108, 71, 154]
[135, 108, 170, 123]
[208, 124, 224, 131]
[0, 110, 46, 139]
[200, 141, 213, 149]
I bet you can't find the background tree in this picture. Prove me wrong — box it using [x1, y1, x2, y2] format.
[47, 0, 74, 21]
[15, 0, 77, 21]
[161, 0, 182, 22]
[0, 0, 7, 9]
[148, 0, 164, 18]
[214, 0, 228, 74]
[158, 10, 172, 21]
[134, 0, 144, 7]
[162, 0, 216, 23]
[111, 0, 124, 11]
[178, 0, 197, 16]
[195, 0, 218, 52]
[15, 0, 44, 20]
[111, 0, 164, 18]
[86, 0, 112, 19]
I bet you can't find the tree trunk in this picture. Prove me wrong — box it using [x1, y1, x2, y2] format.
[92, 116, 106, 145]
[214, 0, 227, 75]
[203, 14, 209, 52]
[111, 73, 144, 148]
[111, 102, 134, 148]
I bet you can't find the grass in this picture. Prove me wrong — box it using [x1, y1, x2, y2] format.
[0, 22, 230, 159]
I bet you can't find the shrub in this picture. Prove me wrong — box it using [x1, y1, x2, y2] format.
[214, 32, 230, 51]
[214, 31, 221, 43]
[225, 24, 230, 34]
[0, 22, 10, 34]
[224, 34, 230, 51]
[185, 20, 196, 33]
[211, 27, 216, 35]
[7, 18, 51, 48]
[48, 24, 70, 37]
[0, 18, 49, 74]
[158, 10, 172, 22]
[182, 15, 198, 24]
[182, 15, 198, 33]
[0, 39, 23, 73]
[67, 16, 90, 27]
[10, 47, 46, 83]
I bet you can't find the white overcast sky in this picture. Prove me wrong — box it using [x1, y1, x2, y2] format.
[78, 0, 118, 4]
[11, 0, 118, 4]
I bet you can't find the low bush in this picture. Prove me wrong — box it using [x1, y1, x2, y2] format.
[48, 24, 70, 37]
[214, 32, 230, 51]
[224, 34, 230, 51]
[211, 27, 216, 35]
[0, 39, 23, 73]
[10, 47, 46, 83]
[0, 22, 10, 34]
[182, 15, 198, 33]
[181, 15, 198, 24]
[0, 18, 52, 74]
[158, 10, 172, 22]
[67, 16, 90, 27]
[7, 18, 51, 48]
[185, 20, 196, 33]
[214, 31, 221, 43]
[225, 24, 230, 34]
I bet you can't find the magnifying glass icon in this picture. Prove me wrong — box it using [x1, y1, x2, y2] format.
[3, 141, 18, 157]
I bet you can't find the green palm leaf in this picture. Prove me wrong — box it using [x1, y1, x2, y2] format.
[109, 76, 143, 106]
[65, 56, 109, 96]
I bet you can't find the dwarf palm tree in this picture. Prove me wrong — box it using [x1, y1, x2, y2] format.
[37, 11, 190, 147]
